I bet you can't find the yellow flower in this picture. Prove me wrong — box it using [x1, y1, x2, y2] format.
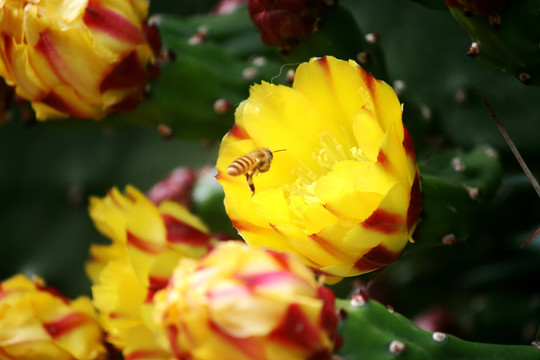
[216, 56, 423, 281]
[153, 241, 339, 360]
[87, 186, 217, 359]
[0, 0, 158, 120]
[0, 274, 106, 360]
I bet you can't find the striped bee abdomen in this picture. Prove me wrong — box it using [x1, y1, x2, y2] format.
[227, 155, 257, 176]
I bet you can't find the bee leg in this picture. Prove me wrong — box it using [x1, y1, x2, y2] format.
[246, 172, 255, 196]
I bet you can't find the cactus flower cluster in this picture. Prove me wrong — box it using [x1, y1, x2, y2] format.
[1, 1, 539, 360]
[86, 186, 340, 360]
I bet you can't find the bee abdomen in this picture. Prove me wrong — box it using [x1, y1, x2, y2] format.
[227, 156, 254, 176]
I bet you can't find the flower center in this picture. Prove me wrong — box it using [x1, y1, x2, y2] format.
[284, 130, 367, 203]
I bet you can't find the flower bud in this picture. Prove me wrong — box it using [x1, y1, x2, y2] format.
[153, 241, 339, 360]
[248, 0, 331, 51]
[214, 0, 248, 15]
[445, 0, 511, 16]
[216, 56, 423, 282]
[146, 167, 198, 208]
[0, 274, 106, 360]
[0, 0, 159, 120]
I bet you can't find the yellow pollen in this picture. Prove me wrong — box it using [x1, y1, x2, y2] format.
[284, 131, 368, 202]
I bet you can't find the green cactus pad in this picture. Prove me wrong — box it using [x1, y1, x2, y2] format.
[111, 8, 285, 141]
[337, 297, 540, 359]
[448, 1, 540, 86]
[416, 147, 502, 248]
[410, 0, 448, 11]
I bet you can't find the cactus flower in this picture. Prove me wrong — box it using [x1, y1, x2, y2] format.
[248, 0, 331, 51]
[216, 56, 423, 282]
[87, 186, 217, 359]
[0, 274, 106, 360]
[153, 241, 339, 360]
[0, 0, 159, 120]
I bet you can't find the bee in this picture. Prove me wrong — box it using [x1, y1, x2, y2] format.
[227, 148, 285, 195]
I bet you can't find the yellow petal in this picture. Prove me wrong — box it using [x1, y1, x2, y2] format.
[293, 57, 371, 135]
[352, 105, 385, 163]
[342, 183, 410, 254]
[1, 40, 47, 99]
[249, 188, 291, 225]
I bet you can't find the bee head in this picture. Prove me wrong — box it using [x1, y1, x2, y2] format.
[263, 148, 273, 160]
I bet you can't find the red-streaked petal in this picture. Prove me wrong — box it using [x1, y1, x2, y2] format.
[100, 50, 146, 92]
[43, 313, 90, 339]
[353, 244, 400, 272]
[83, 0, 144, 44]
